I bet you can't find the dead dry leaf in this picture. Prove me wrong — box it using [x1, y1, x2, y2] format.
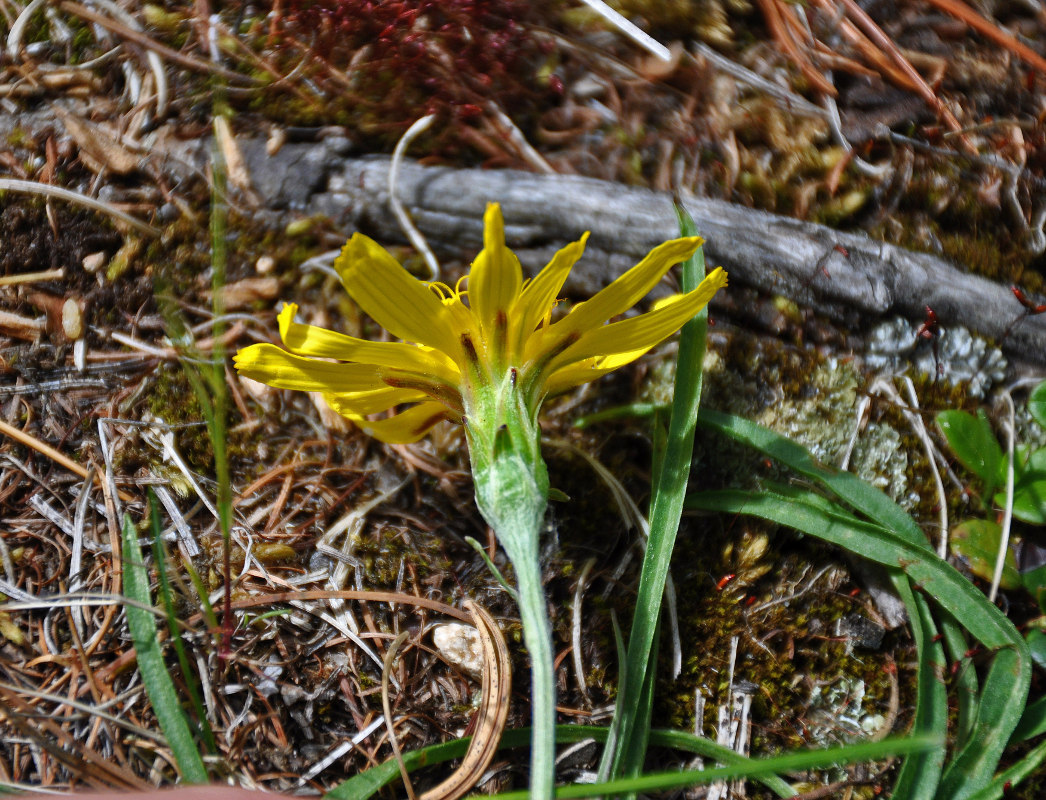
[53, 106, 141, 175]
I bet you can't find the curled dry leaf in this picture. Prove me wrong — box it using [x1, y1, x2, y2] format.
[421, 600, 511, 800]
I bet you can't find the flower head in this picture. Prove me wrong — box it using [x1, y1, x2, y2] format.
[234, 203, 727, 444]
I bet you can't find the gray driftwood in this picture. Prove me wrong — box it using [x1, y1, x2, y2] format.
[305, 156, 1046, 369]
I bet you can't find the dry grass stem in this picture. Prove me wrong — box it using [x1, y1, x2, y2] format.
[0, 179, 160, 236]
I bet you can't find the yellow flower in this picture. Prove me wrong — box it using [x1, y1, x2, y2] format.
[234, 203, 727, 444]
[235, 203, 727, 797]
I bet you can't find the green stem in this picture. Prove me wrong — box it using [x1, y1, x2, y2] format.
[509, 541, 556, 800]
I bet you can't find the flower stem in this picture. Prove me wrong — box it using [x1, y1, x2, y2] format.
[510, 542, 556, 800]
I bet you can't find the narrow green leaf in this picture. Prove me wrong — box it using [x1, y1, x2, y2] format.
[888, 577, 947, 800]
[327, 723, 800, 800]
[121, 514, 208, 783]
[696, 408, 929, 549]
[965, 734, 1046, 800]
[1011, 693, 1046, 743]
[939, 611, 980, 753]
[1026, 629, 1046, 671]
[490, 734, 936, 800]
[939, 647, 1025, 799]
[600, 208, 710, 783]
[148, 493, 217, 755]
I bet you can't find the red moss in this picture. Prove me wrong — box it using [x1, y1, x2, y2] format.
[265, 0, 553, 148]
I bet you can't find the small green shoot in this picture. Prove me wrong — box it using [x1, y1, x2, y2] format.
[937, 382, 1046, 612]
[121, 513, 209, 782]
[148, 492, 218, 755]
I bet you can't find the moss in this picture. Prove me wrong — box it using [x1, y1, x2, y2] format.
[863, 155, 1040, 293]
[5, 127, 33, 149]
[145, 366, 217, 473]
[354, 519, 453, 589]
[655, 524, 897, 755]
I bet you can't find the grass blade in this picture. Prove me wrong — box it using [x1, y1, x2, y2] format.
[328, 723, 800, 799]
[121, 513, 208, 783]
[940, 611, 980, 751]
[489, 734, 936, 800]
[966, 735, 1046, 800]
[888, 577, 947, 799]
[697, 408, 928, 549]
[937, 647, 1024, 799]
[599, 207, 712, 782]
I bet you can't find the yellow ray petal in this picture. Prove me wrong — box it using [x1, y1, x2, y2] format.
[512, 233, 588, 358]
[550, 268, 726, 370]
[343, 401, 454, 444]
[335, 233, 461, 358]
[469, 203, 523, 337]
[278, 303, 460, 385]
[234, 343, 386, 393]
[541, 358, 620, 397]
[543, 236, 703, 346]
[322, 387, 430, 417]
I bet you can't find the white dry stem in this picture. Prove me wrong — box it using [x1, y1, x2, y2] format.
[571, 557, 596, 706]
[5, 0, 46, 58]
[0, 179, 160, 237]
[0, 535, 14, 584]
[28, 494, 75, 537]
[486, 102, 556, 174]
[823, 90, 892, 178]
[300, 250, 342, 282]
[195, 650, 217, 722]
[68, 468, 95, 640]
[838, 391, 870, 470]
[138, 416, 221, 522]
[153, 484, 203, 559]
[868, 376, 949, 556]
[690, 42, 827, 121]
[578, 0, 671, 61]
[299, 716, 386, 784]
[900, 376, 949, 557]
[747, 564, 832, 616]
[0, 268, 65, 287]
[708, 636, 743, 800]
[109, 331, 171, 358]
[0, 578, 38, 604]
[990, 392, 1016, 603]
[390, 115, 441, 280]
[81, 0, 168, 117]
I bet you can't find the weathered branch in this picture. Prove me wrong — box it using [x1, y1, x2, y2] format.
[308, 156, 1046, 367]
